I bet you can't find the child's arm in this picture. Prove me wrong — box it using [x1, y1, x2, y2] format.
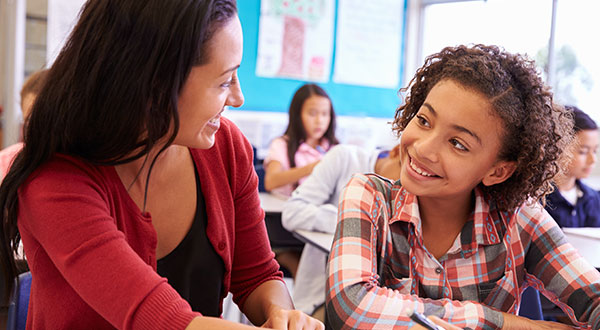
[264, 159, 319, 192]
[281, 146, 350, 234]
[521, 207, 600, 329]
[325, 175, 504, 330]
[262, 137, 319, 192]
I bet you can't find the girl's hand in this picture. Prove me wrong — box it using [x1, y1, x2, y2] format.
[409, 315, 462, 330]
[261, 307, 324, 330]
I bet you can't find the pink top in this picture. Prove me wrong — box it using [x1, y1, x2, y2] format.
[264, 137, 330, 196]
[0, 142, 23, 181]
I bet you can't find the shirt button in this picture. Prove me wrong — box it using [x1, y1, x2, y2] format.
[435, 267, 442, 274]
[218, 242, 226, 250]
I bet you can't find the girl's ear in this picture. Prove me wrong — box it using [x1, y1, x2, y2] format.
[482, 161, 517, 186]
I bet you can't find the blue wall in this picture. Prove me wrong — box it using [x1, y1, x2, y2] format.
[237, 0, 406, 118]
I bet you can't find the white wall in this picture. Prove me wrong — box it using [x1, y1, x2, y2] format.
[224, 109, 399, 160]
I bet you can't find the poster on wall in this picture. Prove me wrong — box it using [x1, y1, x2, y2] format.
[47, 0, 87, 66]
[333, 0, 403, 88]
[256, 0, 335, 82]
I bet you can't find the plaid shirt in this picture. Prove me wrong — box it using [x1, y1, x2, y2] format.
[326, 174, 600, 330]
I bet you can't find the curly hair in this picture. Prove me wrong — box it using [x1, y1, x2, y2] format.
[392, 44, 573, 213]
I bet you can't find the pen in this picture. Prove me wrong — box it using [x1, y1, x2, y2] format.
[405, 309, 443, 330]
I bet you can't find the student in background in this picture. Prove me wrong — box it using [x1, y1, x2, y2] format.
[282, 143, 401, 321]
[0, 69, 48, 180]
[545, 105, 600, 228]
[264, 83, 339, 197]
[263, 83, 339, 279]
[326, 44, 600, 330]
[0, 1, 322, 329]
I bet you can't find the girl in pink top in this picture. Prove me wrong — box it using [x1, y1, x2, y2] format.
[264, 84, 339, 197]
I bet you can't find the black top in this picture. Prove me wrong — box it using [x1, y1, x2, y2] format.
[157, 167, 225, 316]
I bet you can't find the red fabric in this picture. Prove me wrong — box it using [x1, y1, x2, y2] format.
[18, 118, 282, 329]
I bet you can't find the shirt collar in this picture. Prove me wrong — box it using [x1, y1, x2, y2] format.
[390, 185, 505, 257]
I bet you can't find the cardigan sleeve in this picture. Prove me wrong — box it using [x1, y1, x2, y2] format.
[18, 159, 199, 329]
[222, 121, 284, 308]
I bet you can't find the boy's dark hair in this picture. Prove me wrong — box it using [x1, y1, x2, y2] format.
[283, 83, 339, 167]
[0, 0, 237, 301]
[567, 105, 597, 133]
[393, 44, 573, 213]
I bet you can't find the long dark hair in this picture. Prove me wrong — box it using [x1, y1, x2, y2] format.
[283, 83, 338, 167]
[0, 0, 237, 301]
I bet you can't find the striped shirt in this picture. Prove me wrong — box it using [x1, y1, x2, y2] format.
[326, 174, 600, 330]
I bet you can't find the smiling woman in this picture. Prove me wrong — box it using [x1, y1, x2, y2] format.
[0, 1, 323, 330]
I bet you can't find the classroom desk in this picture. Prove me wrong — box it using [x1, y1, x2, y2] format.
[292, 229, 334, 254]
[563, 227, 600, 269]
[291, 227, 600, 268]
[258, 192, 304, 249]
[259, 192, 287, 213]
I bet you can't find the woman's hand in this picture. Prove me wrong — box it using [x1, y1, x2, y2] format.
[409, 315, 462, 330]
[261, 307, 324, 330]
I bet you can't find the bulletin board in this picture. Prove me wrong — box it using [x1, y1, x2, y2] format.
[237, 0, 407, 118]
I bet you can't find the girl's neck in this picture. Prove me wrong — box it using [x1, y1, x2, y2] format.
[418, 192, 473, 232]
[417, 192, 474, 260]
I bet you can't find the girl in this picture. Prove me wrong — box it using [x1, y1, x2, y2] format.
[264, 83, 339, 197]
[0, 1, 322, 329]
[326, 45, 600, 330]
[546, 105, 600, 228]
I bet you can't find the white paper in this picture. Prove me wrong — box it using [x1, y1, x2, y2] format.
[333, 0, 403, 88]
[256, 0, 335, 82]
[46, 0, 87, 66]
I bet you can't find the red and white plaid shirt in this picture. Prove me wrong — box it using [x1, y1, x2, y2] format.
[326, 174, 600, 330]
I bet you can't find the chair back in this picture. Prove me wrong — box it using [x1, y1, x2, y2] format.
[518, 287, 543, 320]
[6, 271, 31, 330]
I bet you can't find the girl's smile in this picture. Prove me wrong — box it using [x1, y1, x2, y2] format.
[407, 155, 440, 179]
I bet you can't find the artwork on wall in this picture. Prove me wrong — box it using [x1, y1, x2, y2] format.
[256, 0, 335, 82]
[333, 0, 404, 88]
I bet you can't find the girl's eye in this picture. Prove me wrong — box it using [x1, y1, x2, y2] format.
[450, 138, 468, 152]
[416, 115, 430, 127]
